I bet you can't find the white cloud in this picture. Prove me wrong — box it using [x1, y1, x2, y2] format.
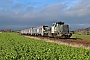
[0, 0, 90, 30]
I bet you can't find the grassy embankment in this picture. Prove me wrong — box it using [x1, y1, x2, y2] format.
[71, 34, 90, 40]
[0, 32, 90, 60]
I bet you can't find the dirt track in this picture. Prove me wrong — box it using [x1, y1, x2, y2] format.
[24, 36, 90, 50]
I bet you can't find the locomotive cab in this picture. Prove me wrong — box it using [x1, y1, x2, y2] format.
[51, 21, 72, 38]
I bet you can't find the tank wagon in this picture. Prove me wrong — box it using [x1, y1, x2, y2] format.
[20, 21, 72, 38]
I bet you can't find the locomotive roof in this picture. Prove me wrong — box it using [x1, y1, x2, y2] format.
[56, 21, 64, 24]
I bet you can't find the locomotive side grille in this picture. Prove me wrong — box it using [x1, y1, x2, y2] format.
[62, 25, 69, 34]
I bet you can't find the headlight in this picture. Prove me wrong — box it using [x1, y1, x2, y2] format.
[60, 34, 62, 36]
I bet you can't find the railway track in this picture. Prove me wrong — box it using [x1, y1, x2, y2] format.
[22, 35, 90, 50]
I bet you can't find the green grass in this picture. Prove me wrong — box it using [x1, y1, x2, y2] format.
[71, 34, 90, 40]
[0, 32, 90, 60]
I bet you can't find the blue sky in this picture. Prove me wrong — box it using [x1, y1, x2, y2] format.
[0, 0, 90, 30]
[0, 0, 82, 11]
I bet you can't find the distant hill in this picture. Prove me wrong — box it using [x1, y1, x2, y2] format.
[85, 27, 90, 31]
[74, 27, 90, 35]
